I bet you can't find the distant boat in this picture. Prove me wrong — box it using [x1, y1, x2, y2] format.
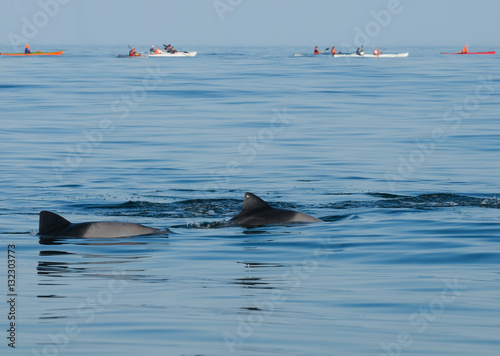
[117, 54, 149, 58]
[116, 51, 197, 58]
[441, 51, 496, 55]
[0, 51, 63, 56]
[148, 51, 197, 57]
[333, 53, 409, 58]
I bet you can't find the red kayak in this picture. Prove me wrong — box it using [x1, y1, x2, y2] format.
[0, 51, 63, 56]
[441, 51, 496, 55]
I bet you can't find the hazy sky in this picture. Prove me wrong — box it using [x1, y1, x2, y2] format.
[1, 0, 499, 49]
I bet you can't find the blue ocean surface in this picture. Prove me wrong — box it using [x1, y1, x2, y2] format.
[1, 45, 499, 355]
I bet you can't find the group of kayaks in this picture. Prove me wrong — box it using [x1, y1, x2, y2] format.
[1, 46, 495, 58]
[0, 49, 196, 57]
[0, 44, 197, 58]
[334, 52, 409, 58]
[0, 50, 197, 57]
[293, 46, 496, 58]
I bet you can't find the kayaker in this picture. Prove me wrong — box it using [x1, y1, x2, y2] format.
[373, 47, 381, 56]
[168, 45, 178, 54]
[129, 47, 137, 56]
[330, 46, 337, 56]
[150, 46, 155, 54]
[25, 44, 31, 54]
[155, 47, 162, 54]
[356, 47, 364, 55]
[314, 46, 324, 55]
[460, 45, 469, 54]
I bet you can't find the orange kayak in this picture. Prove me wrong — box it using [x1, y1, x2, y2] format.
[0, 51, 64, 56]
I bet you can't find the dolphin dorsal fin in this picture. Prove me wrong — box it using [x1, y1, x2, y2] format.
[241, 192, 271, 212]
[39, 211, 71, 235]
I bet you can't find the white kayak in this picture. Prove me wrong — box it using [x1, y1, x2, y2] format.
[363, 53, 408, 58]
[333, 53, 409, 58]
[148, 51, 197, 57]
[332, 53, 362, 57]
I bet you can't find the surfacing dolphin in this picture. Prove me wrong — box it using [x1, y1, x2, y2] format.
[229, 192, 323, 227]
[38, 211, 165, 238]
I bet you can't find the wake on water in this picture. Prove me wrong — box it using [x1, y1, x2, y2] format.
[57, 193, 500, 230]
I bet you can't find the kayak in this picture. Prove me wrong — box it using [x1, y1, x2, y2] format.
[148, 51, 197, 57]
[333, 53, 363, 57]
[362, 53, 409, 58]
[333, 53, 409, 58]
[117, 54, 148, 58]
[441, 51, 496, 55]
[0, 51, 63, 56]
[293, 52, 330, 56]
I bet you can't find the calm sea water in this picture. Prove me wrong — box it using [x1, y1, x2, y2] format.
[1, 45, 499, 355]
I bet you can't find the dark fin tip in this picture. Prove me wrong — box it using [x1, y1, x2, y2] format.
[39, 211, 71, 235]
[242, 192, 270, 212]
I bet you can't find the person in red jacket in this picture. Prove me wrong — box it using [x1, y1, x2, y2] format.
[330, 46, 337, 56]
[314, 46, 324, 55]
[373, 47, 381, 56]
[460, 45, 469, 54]
[129, 47, 137, 56]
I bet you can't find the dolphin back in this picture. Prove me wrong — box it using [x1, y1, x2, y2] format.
[82, 221, 160, 238]
[38, 211, 163, 238]
[229, 192, 322, 227]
